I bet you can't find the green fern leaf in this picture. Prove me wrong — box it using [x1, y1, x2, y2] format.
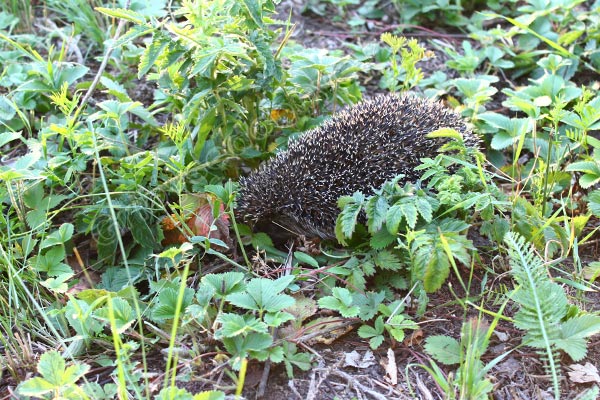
[504, 232, 562, 398]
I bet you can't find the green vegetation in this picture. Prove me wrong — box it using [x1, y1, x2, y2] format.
[1, 0, 600, 399]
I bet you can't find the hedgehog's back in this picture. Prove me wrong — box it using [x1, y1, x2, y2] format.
[236, 94, 476, 240]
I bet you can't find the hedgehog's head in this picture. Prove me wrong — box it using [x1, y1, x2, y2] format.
[236, 175, 334, 241]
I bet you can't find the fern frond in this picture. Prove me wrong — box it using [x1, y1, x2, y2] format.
[504, 232, 561, 399]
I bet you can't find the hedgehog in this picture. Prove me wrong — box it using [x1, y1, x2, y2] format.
[236, 93, 479, 240]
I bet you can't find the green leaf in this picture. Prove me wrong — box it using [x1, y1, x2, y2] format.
[318, 287, 360, 317]
[251, 232, 273, 249]
[41, 273, 74, 293]
[579, 174, 600, 189]
[17, 377, 55, 396]
[282, 342, 312, 377]
[0, 131, 21, 147]
[358, 316, 385, 349]
[374, 250, 402, 271]
[415, 197, 433, 222]
[424, 335, 461, 365]
[31, 246, 71, 276]
[40, 223, 74, 249]
[294, 251, 319, 268]
[139, 32, 170, 78]
[202, 272, 246, 298]
[151, 287, 195, 320]
[264, 311, 295, 327]
[217, 314, 268, 338]
[65, 298, 104, 337]
[37, 351, 67, 385]
[353, 291, 385, 321]
[400, 203, 418, 229]
[386, 314, 411, 342]
[94, 297, 134, 334]
[222, 332, 273, 369]
[336, 192, 365, 242]
[366, 196, 388, 233]
[369, 227, 397, 249]
[226, 276, 295, 313]
[562, 314, 600, 339]
[587, 190, 600, 217]
[241, 0, 263, 27]
[194, 390, 226, 400]
[386, 204, 404, 235]
[128, 208, 158, 248]
[96, 7, 145, 24]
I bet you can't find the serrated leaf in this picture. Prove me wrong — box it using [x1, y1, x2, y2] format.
[17, 377, 55, 396]
[226, 276, 295, 313]
[358, 317, 385, 349]
[139, 33, 170, 78]
[37, 351, 66, 385]
[217, 314, 267, 338]
[94, 298, 134, 334]
[65, 299, 103, 337]
[366, 196, 388, 233]
[222, 332, 273, 366]
[565, 161, 600, 173]
[400, 203, 418, 229]
[560, 314, 600, 340]
[336, 192, 364, 240]
[264, 311, 295, 326]
[96, 7, 145, 24]
[40, 223, 74, 249]
[369, 227, 397, 249]
[554, 337, 587, 361]
[424, 335, 461, 365]
[374, 250, 402, 271]
[241, 0, 263, 27]
[151, 287, 194, 320]
[490, 131, 518, 150]
[41, 273, 74, 294]
[579, 174, 600, 189]
[386, 204, 404, 235]
[114, 25, 155, 47]
[0, 131, 21, 147]
[353, 291, 385, 321]
[415, 197, 433, 222]
[358, 324, 382, 339]
[318, 287, 360, 317]
[202, 272, 246, 298]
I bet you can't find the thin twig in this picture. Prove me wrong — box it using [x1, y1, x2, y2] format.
[73, 0, 132, 121]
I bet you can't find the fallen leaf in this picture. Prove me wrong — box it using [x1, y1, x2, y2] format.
[344, 350, 376, 369]
[568, 362, 600, 384]
[404, 329, 423, 346]
[161, 193, 230, 248]
[384, 348, 398, 385]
